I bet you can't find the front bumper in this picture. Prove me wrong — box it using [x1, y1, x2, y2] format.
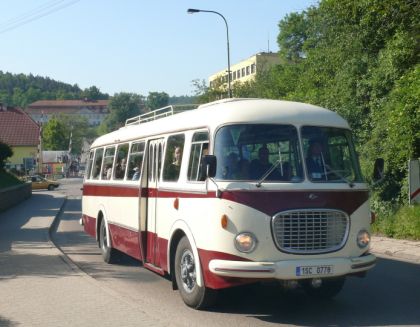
[209, 253, 376, 279]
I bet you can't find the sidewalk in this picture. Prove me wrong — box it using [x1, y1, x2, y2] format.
[0, 192, 166, 327]
[371, 235, 420, 264]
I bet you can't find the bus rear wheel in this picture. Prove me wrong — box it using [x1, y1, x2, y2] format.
[174, 236, 217, 309]
[99, 218, 119, 264]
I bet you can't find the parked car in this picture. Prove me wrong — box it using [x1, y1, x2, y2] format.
[24, 175, 60, 190]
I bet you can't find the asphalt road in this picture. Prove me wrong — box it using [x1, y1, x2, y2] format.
[52, 179, 420, 327]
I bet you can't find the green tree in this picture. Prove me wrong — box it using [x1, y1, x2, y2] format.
[99, 93, 146, 134]
[146, 92, 169, 110]
[60, 115, 98, 155]
[42, 117, 69, 150]
[0, 142, 13, 171]
[81, 86, 109, 100]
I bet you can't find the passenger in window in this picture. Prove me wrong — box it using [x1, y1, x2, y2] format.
[132, 161, 141, 180]
[166, 146, 182, 181]
[115, 158, 127, 179]
[235, 159, 250, 179]
[280, 162, 292, 181]
[105, 163, 112, 180]
[306, 140, 326, 179]
[222, 152, 238, 179]
[250, 145, 272, 179]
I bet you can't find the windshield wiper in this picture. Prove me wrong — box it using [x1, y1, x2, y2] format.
[256, 160, 282, 188]
[324, 164, 355, 188]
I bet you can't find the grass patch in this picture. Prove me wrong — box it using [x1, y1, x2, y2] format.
[0, 171, 24, 189]
[372, 204, 420, 240]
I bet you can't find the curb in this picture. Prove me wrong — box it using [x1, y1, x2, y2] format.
[46, 195, 166, 326]
[48, 196, 92, 275]
[371, 236, 420, 264]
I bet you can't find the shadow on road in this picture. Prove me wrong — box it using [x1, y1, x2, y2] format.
[0, 193, 63, 253]
[0, 315, 17, 327]
[53, 197, 420, 326]
[206, 257, 420, 326]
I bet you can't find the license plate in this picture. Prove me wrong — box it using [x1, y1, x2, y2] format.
[296, 265, 334, 276]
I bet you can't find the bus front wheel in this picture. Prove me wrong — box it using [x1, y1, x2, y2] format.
[174, 236, 217, 309]
[99, 218, 119, 264]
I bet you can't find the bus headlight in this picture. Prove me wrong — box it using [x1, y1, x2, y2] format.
[234, 232, 257, 253]
[357, 229, 371, 248]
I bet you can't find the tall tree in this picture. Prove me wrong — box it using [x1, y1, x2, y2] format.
[146, 92, 169, 110]
[42, 117, 69, 150]
[99, 92, 146, 134]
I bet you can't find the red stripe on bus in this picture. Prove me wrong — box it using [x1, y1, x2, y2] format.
[220, 190, 369, 216]
[83, 184, 140, 197]
[83, 184, 368, 215]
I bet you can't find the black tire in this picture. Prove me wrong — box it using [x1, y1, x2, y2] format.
[303, 277, 346, 299]
[99, 218, 119, 263]
[48, 184, 54, 191]
[174, 236, 217, 309]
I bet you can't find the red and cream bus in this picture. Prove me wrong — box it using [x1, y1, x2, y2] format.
[81, 98, 377, 308]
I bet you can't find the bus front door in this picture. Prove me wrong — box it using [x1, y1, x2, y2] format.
[145, 138, 164, 268]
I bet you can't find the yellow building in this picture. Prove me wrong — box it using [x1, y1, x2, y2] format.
[0, 105, 40, 172]
[209, 52, 283, 89]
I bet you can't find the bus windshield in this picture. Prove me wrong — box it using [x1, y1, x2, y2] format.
[214, 124, 304, 182]
[301, 126, 363, 183]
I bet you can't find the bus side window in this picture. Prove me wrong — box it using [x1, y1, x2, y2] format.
[92, 148, 104, 180]
[86, 150, 94, 179]
[127, 141, 145, 181]
[187, 131, 209, 181]
[163, 134, 185, 182]
[102, 146, 116, 180]
[114, 143, 129, 180]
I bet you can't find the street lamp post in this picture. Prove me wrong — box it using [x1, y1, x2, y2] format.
[187, 8, 232, 98]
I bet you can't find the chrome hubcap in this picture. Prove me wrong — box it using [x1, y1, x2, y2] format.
[101, 223, 108, 250]
[180, 249, 196, 293]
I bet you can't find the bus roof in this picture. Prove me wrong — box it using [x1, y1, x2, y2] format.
[91, 98, 349, 148]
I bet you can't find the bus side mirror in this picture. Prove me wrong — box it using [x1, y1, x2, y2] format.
[373, 158, 384, 182]
[200, 155, 217, 180]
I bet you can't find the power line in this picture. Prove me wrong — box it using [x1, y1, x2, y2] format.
[0, 0, 80, 35]
[0, 0, 68, 29]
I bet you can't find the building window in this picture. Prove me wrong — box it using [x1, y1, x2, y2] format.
[237, 70, 241, 78]
[246, 66, 250, 75]
[233, 71, 237, 80]
[241, 68, 245, 77]
[251, 63, 256, 74]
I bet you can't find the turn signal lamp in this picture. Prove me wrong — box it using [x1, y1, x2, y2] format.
[221, 214, 228, 229]
[173, 198, 179, 210]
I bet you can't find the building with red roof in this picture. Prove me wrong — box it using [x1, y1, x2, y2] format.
[0, 104, 40, 171]
[26, 99, 109, 126]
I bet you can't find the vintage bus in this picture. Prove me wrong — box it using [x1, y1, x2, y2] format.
[81, 98, 377, 309]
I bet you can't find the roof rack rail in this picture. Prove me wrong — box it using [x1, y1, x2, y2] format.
[125, 104, 199, 126]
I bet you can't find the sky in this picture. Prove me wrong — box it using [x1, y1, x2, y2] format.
[0, 0, 318, 97]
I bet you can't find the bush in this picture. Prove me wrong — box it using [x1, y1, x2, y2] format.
[0, 171, 23, 188]
[0, 142, 13, 171]
[372, 203, 420, 240]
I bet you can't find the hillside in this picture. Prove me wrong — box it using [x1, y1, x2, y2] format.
[0, 71, 109, 108]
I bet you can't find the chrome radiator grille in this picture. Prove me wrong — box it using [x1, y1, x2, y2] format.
[272, 209, 349, 254]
